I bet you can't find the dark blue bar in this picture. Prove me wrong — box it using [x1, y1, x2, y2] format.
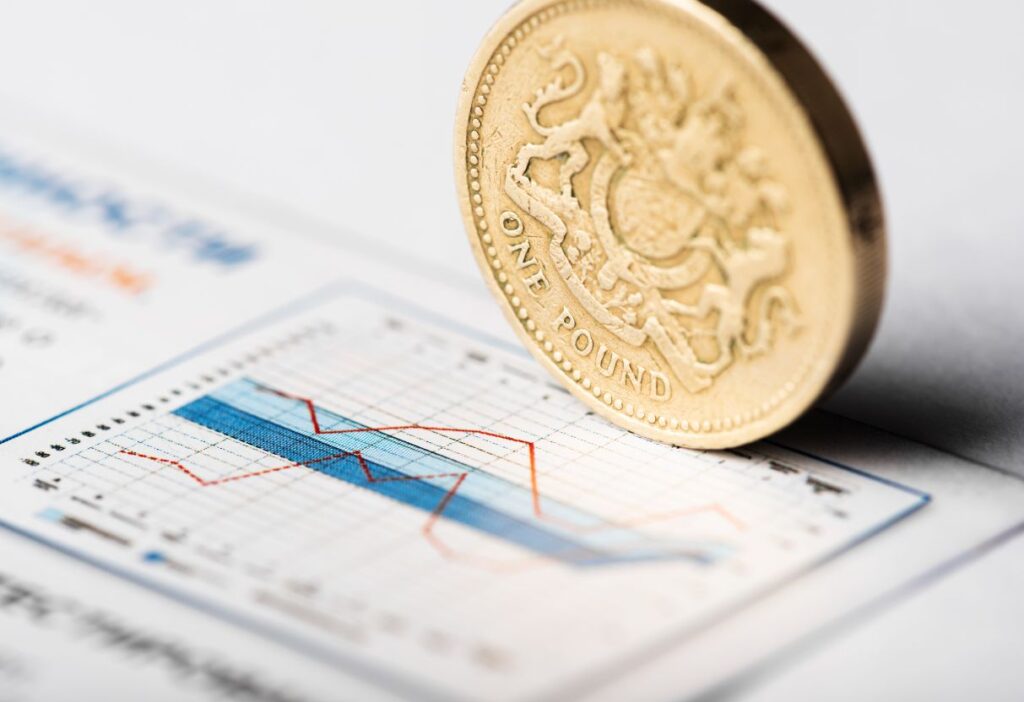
[174, 396, 616, 566]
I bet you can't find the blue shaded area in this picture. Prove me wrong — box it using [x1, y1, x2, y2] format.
[172, 379, 726, 567]
[176, 396, 625, 566]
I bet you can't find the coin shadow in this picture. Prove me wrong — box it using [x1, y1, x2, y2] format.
[802, 360, 1014, 469]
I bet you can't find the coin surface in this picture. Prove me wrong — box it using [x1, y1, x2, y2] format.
[455, 0, 885, 448]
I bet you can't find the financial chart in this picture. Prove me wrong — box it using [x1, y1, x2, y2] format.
[0, 291, 927, 700]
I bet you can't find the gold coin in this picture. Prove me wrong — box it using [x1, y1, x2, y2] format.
[455, 0, 885, 448]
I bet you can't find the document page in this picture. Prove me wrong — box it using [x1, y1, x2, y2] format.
[1, 119, 1021, 702]
[0, 131, 342, 443]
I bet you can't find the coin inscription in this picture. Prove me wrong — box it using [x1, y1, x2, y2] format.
[456, 0, 886, 448]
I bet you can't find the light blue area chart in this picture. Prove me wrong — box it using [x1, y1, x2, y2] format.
[160, 378, 732, 567]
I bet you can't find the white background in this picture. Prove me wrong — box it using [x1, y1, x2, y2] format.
[0, 1, 1021, 699]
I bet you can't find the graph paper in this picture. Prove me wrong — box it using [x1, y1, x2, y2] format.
[0, 290, 926, 700]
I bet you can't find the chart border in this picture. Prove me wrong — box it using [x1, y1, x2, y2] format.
[0, 281, 930, 702]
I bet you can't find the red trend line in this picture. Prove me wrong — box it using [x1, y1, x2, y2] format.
[119, 386, 744, 567]
[119, 448, 468, 544]
[259, 385, 544, 517]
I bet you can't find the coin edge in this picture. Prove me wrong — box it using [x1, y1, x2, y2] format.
[453, 0, 886, 449]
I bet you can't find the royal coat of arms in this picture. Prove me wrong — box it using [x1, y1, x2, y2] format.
[504, 39, 801, 395]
